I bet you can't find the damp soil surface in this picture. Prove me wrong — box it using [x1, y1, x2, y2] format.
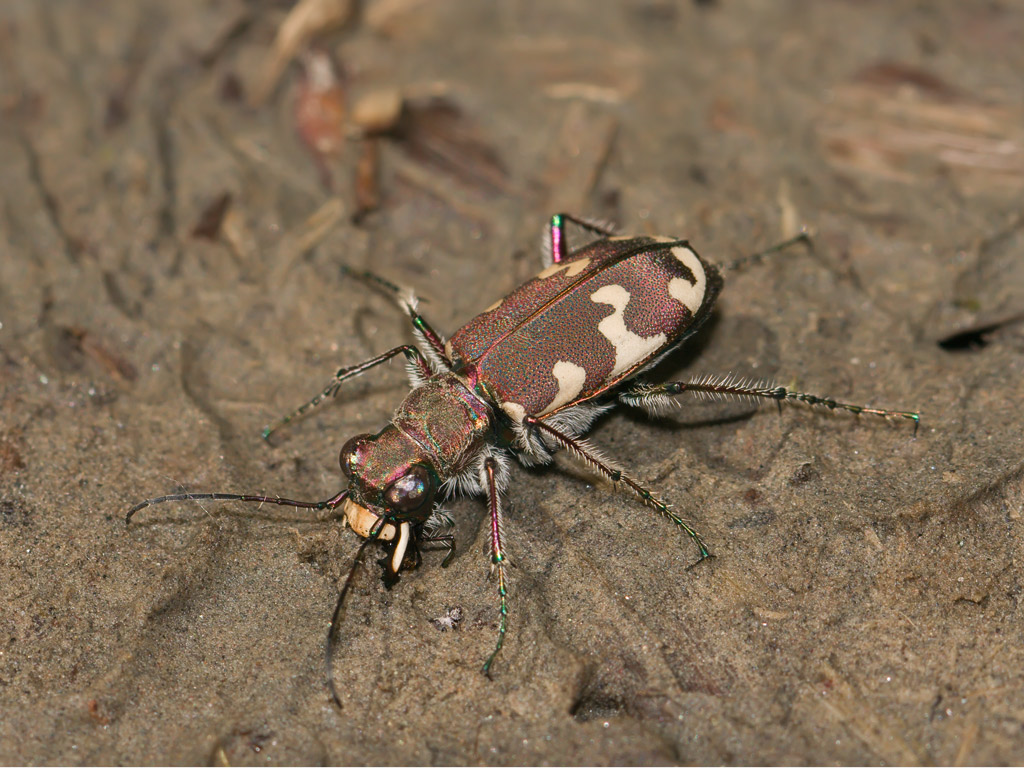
[2, 1, 1024, 765]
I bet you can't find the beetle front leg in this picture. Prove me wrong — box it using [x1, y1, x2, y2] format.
[524, 416, 711, 563]
[619, 377, 920, 434]
[420, 530, 456, 568]
[262, 345, 433, 441]
[480, 455, 511, 677]
[341, 265, 452, 371]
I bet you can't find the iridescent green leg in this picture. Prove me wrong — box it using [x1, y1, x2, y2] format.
[619, 377, 920, 435]
[524, 416, 711, 563]
[341, 265, 452, 369]
[547, 213, 618, 264]
[480, 456, 510, 677]
[262, 344, 432, 441]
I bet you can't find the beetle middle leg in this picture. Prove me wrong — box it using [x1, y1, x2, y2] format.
[480, 455, 511, 677]
[262, 344, 434, 441]
[523, 416, 711, 562]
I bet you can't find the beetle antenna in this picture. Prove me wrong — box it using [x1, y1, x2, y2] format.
[125, 490, 349, 525]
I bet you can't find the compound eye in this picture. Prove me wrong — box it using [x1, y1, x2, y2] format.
[384, 465, 432, 514]
[339, 434, 372, 478]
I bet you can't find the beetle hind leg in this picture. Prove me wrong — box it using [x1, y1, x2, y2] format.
[620, 376, 920, 434]
[543, 213, 619, 266]
[721, 230, 813, 273]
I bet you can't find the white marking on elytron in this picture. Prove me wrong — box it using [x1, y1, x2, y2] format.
[343, 498, 397, 541]
[501, 401, 526, 424]
[543, 360, 587, 414]
[390, 522, 411, 572]
[590, 284, 667, 378]
[607, 235, 634, 241]
[667, 246, 706, 313]
[484, 298, 503, 313]
[652, 235, 676, 243]
[537, 257, 591, 280]
[444, 339, 454, 358]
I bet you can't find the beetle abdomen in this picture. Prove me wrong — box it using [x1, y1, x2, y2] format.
[449, 237, 723, 420]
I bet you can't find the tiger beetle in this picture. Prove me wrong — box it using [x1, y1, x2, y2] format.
[128, 213, 920, 707]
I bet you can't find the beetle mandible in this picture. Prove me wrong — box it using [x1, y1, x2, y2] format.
[128, 213, 919, 706]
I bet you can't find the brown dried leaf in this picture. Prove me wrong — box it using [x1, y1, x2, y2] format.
[395, 97, 507, 195]
[190, 192, 232, 240]
[351, 88, 403, 135]
[353, 138, 380, 222]
[293, 50, 347, 186]
[268, 197, 346, 286]
[854, 61, 964, 101]
[252, 0, 355, 106]
[58, 327, 138, 384]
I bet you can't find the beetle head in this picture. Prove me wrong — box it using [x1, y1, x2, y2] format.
[338, 426, 440, 574]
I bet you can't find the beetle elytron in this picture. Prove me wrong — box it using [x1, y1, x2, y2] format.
[129, 214, 919, 705]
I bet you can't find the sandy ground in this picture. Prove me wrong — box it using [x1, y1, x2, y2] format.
[2, 1, 1024, 764]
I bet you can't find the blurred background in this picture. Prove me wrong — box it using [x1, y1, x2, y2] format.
[1, 1, 1022, 763]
